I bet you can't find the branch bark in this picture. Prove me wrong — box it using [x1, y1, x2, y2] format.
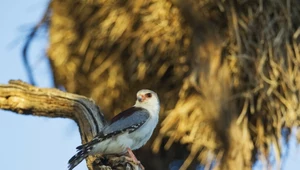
[0, 80, 140, 170]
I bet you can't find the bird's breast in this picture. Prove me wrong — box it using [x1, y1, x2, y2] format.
[90, 132, 133, 155]
[129, 115, 159, 150]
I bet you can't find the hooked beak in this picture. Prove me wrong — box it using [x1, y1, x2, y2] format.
[137, 94, 145, 102]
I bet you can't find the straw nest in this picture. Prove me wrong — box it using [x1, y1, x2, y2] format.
[42, 0, 300, 169]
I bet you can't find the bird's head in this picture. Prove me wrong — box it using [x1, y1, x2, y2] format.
[134, 89, 160, 113]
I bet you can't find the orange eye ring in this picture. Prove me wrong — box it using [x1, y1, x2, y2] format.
[145, 93, 152, 98]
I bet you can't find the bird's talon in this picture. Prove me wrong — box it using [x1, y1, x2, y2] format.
[123, 156, 134, 162]
[121, 156, 144, 170]
[137, 163, 145, 170]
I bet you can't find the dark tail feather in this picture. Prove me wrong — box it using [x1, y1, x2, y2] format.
[68, 149, 89, 170]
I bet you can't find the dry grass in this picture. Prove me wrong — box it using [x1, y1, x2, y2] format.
[155, 0, 300, 169]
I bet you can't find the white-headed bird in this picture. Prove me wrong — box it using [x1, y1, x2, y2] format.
[68, 89, 160, 170]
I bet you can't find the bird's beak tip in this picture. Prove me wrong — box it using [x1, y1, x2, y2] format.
[137, 95, 144, 102]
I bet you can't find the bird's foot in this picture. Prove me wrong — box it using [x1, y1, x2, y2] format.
[126, 148, 145, 170]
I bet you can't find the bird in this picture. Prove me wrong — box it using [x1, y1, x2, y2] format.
[68, 89, 160, 170]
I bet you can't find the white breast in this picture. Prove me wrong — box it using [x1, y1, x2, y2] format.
[90, 132, 133, 155]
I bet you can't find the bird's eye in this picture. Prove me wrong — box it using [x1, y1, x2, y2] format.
[145, 93, 152, 98]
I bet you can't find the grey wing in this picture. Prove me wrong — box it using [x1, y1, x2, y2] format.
[75, 108, 150, 151]
[103, 109, 150, 135]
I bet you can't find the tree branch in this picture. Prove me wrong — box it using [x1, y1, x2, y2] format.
[0, 80, 140, 170]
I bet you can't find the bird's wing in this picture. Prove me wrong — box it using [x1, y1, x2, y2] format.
[110, 107, 149, 123]
[104, 107, 150, 134]
[76, 107, 149, 150]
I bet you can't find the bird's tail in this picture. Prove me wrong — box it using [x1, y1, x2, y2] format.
[68, 138, 99, 170]
[68, 148, 90, 170]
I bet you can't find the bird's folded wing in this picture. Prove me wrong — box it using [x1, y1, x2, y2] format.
[76, 107, 150, 150]
[104, 107, 150, 134]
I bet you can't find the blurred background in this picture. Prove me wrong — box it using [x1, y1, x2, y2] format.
[1, 0, 300, 170]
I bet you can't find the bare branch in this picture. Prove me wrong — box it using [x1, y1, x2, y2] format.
[0, 79, 105, 140]
[22, 2, 51, 85]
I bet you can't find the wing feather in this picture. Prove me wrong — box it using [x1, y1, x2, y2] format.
[75, 107, 149, 150]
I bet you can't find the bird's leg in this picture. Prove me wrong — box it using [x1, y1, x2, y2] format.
[126, 148, 139, 163]
[126, 148, 145, 170]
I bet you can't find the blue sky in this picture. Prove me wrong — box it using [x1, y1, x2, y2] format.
[0, 1, 299, 170]
[0, 1, 87, 170]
